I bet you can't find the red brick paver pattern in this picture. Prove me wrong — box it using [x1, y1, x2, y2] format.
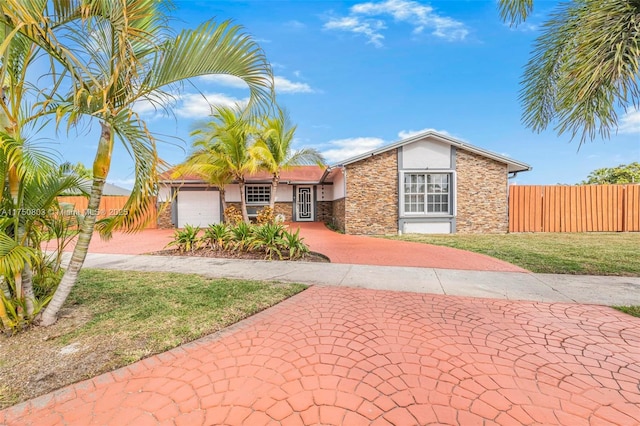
[3, 287, 639, 425]
[292, 222, 527, 272]
[47, 223, 525, 272]
[45, 229, 175, 255]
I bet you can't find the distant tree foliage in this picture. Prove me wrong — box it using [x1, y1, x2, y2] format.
[60, 162, 92, 179]
[581, 162, 640, 184]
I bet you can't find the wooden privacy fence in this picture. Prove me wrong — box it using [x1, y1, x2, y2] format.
[57, 196, 158, 229]
[509, 185, 640, 233]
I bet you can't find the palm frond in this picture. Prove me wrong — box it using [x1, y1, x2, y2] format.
[139, 19, 274, 113]
[0, 132, 56, 185]
[95, 111, 162, 235]
[23, 173, 89, 215]
[256, 105, 325, 173]
[520, 0, 640, 143]
[0, 232, 36, 278]
[498, 0, 535, 26]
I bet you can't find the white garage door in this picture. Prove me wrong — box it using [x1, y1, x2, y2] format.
[177, 190, 220, 228]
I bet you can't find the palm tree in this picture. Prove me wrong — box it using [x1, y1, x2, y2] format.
[0, 160, 89, 332]
[499, 0, 640, 143]
[171, 148, 234, 213]
[1, 0, 273, 326]
[190, 105, 262, 223]
[256, 107, 325, 210]
[0, 5, 78, 318]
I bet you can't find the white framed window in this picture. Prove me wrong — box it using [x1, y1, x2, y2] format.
[246, 185, 271, 205]
[402, 172, 451, 215]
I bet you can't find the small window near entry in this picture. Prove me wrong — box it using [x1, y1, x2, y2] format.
[246, 185, 271, 205]
[403, 173, 450, 214]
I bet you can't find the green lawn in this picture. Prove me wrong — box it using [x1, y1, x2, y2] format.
[613, 305, 640, 318]
[384, 232, 640, 276]
[0, 270, 306, 408]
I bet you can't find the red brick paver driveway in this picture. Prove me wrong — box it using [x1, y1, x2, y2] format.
[292, 223, 526, 272]
[54, 224, 526, 272]
[47, 229, 175, 255]
[4, 287, 639, 425]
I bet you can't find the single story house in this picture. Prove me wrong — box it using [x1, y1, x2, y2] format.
[158, 130, 531, 234]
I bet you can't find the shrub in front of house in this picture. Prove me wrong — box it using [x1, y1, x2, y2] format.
[166, 225, 201, 252]
[201, 223, 232, 250]
[256, 206, 275, 224]
[166, 222, 310, 260]
[223, 206, 243, 226]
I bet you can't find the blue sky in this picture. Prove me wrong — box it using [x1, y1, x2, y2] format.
[53, 0, 640, 187]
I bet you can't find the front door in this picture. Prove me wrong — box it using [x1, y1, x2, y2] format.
[295, 186, 314, 221]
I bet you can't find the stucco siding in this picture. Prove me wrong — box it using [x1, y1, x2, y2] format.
[401, 139, 451, 169]
[332, 170, 346, 199]
[317, 184, 333, 201]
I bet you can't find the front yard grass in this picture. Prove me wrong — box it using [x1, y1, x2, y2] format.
[384, 232, 640, 276]
[0, 270, 306, 409]
[613, 306, 640, 318]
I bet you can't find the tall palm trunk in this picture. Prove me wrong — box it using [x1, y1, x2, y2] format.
[8, 169, 36, 316]
[219, 187, 227, 213]
[238, 179, 250, 223]
[20, 263, 35, 315]
[269, 174, 279, 210]
[40, 122, 112, 326]
[4, 112, 36, 315]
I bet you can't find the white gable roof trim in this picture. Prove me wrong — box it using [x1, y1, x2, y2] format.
[332, 130, 532, 173]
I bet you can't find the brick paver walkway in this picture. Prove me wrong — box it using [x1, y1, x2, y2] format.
[3, 286, 639, 425]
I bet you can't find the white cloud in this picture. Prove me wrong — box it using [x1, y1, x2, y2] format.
[397, 127, 452, 139]
[321, 137, 385, 163]
[132, 90, 249, 120]
[274, 76, 315, 94]
[200, 74, 248, 88]
[132, 92, 177, 116]
[325, 0, 468, 47]
[619, 108, 640, 134]
[284, 20, 306, 30]
[175, 93, 248, 118]
[201, 74, 314, 94]
[324, 16, 386, 47]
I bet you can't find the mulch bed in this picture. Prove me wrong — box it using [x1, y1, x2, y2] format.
[150, 248, 330, 263]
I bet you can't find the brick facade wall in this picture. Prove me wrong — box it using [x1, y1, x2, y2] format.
[316, 201, 332, 223]
[274, 202, 293, 222]
[332, 198, 346, 232]
[157, 202, 173, 229]
[456, 149, 509, 233]
[345, 150, 398, 234]
[225, 202, 293, 223]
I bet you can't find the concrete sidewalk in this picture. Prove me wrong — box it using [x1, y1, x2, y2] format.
[78, 253, 640, 306]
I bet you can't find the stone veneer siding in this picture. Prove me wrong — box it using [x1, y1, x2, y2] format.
[455, 149, 509, 233]
[274, 202, 293, 222]
[226, 202, 293, 223]
[157, 201, 173, 229]
[332, 198, 346, 232]
[344, 150, 398, 235]
[316, 201, 332, 223]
